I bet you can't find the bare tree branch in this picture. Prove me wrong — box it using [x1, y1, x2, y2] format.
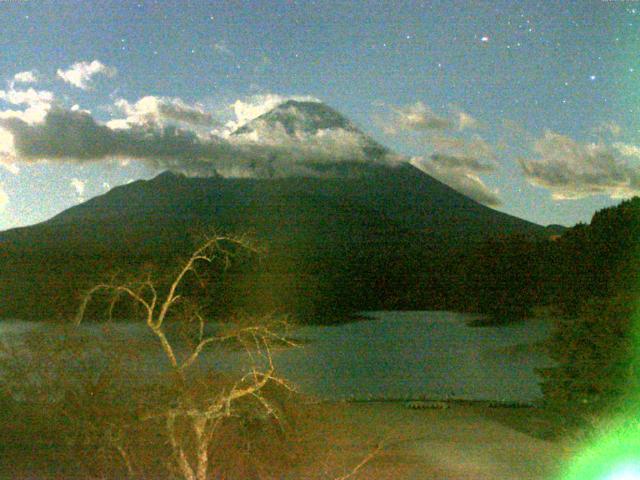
[73, 232, 296, 480]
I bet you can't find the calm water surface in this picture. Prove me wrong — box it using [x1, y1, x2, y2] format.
[0, 311, 553, 402]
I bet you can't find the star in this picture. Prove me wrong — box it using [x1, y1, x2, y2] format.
[481, 36, 489, 43]
[590, 75, 596, 81]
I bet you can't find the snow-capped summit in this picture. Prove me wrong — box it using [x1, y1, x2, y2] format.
[233, 100, 359, 136]
[231, 100, 389, 162]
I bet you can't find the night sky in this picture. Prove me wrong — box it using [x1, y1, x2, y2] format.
[0, 0, 637, 229]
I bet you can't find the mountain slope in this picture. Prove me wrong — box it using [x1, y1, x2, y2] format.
[0, 163, 544, 252]
[0, 101, 553, 321]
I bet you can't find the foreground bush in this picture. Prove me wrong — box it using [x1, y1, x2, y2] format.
[538, 292, 639, 429]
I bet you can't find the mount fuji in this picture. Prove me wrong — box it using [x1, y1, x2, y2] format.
[0, 100, 558, 321]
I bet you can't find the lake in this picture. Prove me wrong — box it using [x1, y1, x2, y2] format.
[0, 311, 553, 403]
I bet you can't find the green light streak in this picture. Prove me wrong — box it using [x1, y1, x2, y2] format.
[560, 415, 640, 480]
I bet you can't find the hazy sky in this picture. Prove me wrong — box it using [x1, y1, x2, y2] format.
[0, 0, 637, 229]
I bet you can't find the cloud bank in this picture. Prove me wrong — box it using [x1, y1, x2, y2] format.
[0, 96, 396, 178]
[519, 131, 640, 200]
[0, 80, 56, 173]
[109, 96, 218, 129]
[379, 101, 500, 207]
[411, 154, 502, 207]
[389, 101, 453, 133]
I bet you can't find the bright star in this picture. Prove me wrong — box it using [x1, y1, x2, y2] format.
[481, 36, 489, 42]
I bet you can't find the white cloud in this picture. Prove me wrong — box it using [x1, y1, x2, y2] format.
[0, 151, 20, 175]
[379, 101, 481, 136]
[457, 111, 480, 131]
[0, 87, 54, 107]
[70, 104, 91, 114]
[0, 84, 52, 174]
[13, 70, 38, 84]
[391, 101, 453, 133]
[519, 131, 640, 200]
[613, 142, 640, 159]
[112, 95, 217, 129]
[0, 86, 55, 155]
[71, 177, 86, 198]
[0, 128, 18, 173]
[104, 118, 130, 130]
[0, 183, 9, 210]
[57, 60, 117, 90]
[1, 161, 19, 175]
[0, 104, 52, 125]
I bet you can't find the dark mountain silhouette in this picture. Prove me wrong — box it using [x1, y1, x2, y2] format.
[0, 101, 559, 321]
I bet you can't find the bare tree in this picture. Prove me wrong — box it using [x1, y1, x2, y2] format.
[76, 234, 299, 480]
